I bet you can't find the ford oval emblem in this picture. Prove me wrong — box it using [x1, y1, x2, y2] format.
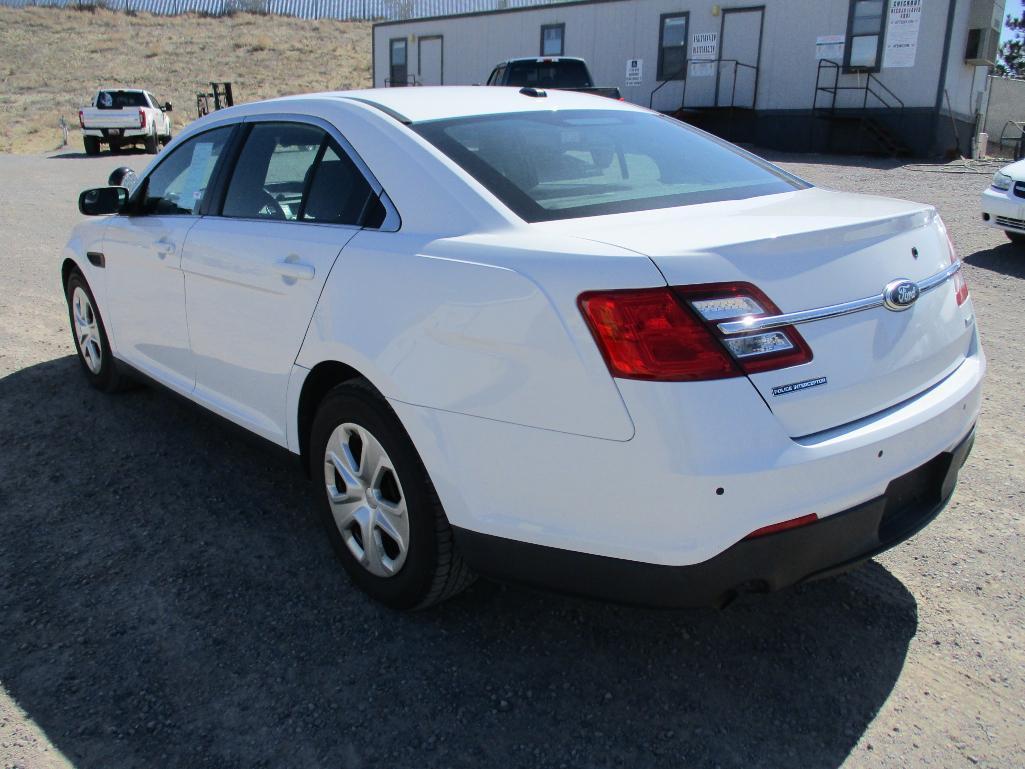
[883, 279, 920, 311]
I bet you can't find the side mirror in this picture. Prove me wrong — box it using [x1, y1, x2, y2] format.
[163, 102, 173, 112]
[107, 166, 138, 190]
[79, 186, 129, 216]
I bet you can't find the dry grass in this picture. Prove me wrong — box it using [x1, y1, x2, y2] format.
[0, 6, 372, 154]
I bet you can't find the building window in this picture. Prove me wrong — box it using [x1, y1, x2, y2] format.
[658, 13, 689, 80]
[844, 0, 888, 72]
[540, 23, 565, 56]
[389, 38, 408, 86]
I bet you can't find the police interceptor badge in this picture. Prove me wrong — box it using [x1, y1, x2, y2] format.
[772, 376, 828, 397]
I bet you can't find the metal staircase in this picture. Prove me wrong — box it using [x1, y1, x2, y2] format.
[812, 59, 911, 156]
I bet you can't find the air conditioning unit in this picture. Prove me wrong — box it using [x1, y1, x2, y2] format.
[965, 0, 1003, 65]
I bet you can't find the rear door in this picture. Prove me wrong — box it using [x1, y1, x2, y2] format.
[180, 119, 379, 444]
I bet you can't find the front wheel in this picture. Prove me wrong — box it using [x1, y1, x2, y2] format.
[1007, 230, 1025, 246]
[65, 271, 130, 392]
[309, 382, 475, 609]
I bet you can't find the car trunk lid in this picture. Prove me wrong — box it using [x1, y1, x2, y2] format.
[544, 188, 975, 437]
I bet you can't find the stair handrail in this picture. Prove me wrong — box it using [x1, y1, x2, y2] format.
[650, 58, 758, 111]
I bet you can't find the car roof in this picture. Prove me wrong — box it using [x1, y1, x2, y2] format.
[498, 57, 587, 64]
[271, 86, 643, 124]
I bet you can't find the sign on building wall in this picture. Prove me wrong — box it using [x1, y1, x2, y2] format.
[815, 35, 845, 61]
[626, 59, 643, 86]
[882, 0, 922, 68]
[691, 32, 719, 60]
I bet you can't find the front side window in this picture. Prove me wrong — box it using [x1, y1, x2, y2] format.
[540, 23, 565, 56]
[844, 0, 888, 71]
[658, 13, 689, 80]
[222, 123, 325, 221]
[414, 110, 807, 223]
[390, 39, 408, 86]
[138, 125, 233, 216]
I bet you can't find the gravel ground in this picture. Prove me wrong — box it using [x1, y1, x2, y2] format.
[0, 149, 1023, 769]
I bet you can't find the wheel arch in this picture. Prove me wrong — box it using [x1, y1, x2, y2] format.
[61, 257, 83, 291]
[296, 360, 380, 472]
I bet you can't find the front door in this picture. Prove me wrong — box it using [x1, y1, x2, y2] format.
[181, 120, 378, 445]
[717, 7, 763, 108]
[103, 125, 234, 393]
[418, 36, 443, 86]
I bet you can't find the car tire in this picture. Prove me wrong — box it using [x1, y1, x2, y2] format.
[309, 381, 475, 609]
[1007, 230, 1025, 246]
[83, 136, 100, 156]
[144, 131, 158, 154]
[65, 270, 132, 393]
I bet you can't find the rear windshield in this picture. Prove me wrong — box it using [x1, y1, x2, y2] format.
[504, 60, 592, 88]
[413, 110, 808, 222]
[97, 91, 148, 109]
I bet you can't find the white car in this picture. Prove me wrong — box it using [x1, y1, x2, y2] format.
[981, 158, 1025, 245]
[64, 87, 983, 609]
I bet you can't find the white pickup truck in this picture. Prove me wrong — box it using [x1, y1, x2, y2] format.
[78, 89, 173, 156]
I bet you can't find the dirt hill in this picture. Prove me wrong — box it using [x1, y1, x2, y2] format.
[0, 5, 372, 154]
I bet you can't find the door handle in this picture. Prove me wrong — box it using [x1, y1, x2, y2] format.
[273, 260, 315, 281]
[154, 237, 176, 259]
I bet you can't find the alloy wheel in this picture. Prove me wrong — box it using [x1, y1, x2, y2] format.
[72, 286, 103, 375]
[323, 423, 410, 577]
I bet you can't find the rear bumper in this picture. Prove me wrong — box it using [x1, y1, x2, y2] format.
[454, 427, 975, 608]
[82, 128, 149, 140]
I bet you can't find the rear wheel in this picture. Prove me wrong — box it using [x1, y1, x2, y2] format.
[144, 131, 158, 154]
[65, 271, 131, 393]
[1007, 230, 1025, 246]
[83, 136, 100, 156]
[309, 382, 475, 609]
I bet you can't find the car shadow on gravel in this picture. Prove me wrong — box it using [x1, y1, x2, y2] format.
[964, 241, 1025, 280]
[0, 357, 918, 769]
[49, 149, 149, 160]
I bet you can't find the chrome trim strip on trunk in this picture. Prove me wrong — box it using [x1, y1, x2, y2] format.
[717, 261, 963, 336]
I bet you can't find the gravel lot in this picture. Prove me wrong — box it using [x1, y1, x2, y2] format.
[1, 149, 1023, 769]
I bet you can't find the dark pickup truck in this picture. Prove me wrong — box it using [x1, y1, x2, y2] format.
[485, 57, 621, 99]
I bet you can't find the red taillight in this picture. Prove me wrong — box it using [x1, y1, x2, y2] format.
[139, 108, 147, 129]
[578, 288, 740, 381]
[78, 110, 84, 129]
[744, 513, 819, 539]
[946, 231, 968, 306]
[579, 282, 812, 382]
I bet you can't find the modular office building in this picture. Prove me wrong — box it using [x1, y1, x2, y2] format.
[372, 0, 1005, 157]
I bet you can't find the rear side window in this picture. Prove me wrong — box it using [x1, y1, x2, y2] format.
[97, 90, 148, 109]
[222, 122, 375, 225]
[414, 110, 807, 222]
[139, 126, 233, 216]
[302, 144, 375, 226]
[223, 123, 324, 221]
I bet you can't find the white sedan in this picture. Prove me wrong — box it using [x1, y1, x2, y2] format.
[981, 158, 1025, 245]
[64, 87, 984, 609]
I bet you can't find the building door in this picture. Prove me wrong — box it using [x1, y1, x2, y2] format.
[418, 36, 443, 86]
[717, 7, 763, 108]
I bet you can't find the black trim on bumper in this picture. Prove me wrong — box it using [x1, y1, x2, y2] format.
[453, 428, 975, 608]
